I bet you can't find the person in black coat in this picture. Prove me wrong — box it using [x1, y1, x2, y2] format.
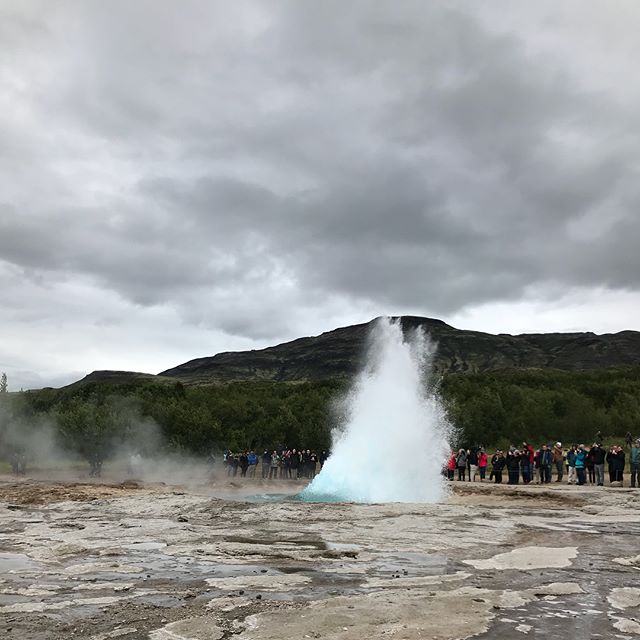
[491, 451, 506, 484]
[289, 448, 300, 478]
[239, 452, 249, 477]
[607, 446, 625, 484]
[506, 448, 521, 484]
[261, 450, 272, 479]
[537, 444, 553, 484]
[589, 443, 606, 486]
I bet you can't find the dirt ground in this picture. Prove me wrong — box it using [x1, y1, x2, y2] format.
[1, 473, 640, 639]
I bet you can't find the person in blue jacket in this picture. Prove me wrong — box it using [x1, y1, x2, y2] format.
[574, 444, 588, 486]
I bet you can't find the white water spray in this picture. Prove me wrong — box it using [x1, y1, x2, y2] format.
[302, 317, 452, 503]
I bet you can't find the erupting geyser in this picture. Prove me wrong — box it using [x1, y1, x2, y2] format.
[302, 317, 452, 503]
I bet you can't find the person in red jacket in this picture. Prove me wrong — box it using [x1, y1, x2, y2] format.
[478, 449, 488, 481]
[446, 451, 456, 481]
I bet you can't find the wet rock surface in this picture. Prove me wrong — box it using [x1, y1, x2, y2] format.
[1, 477, 640, 639]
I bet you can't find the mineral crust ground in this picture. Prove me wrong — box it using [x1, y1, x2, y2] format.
[1, 475, 640, 639]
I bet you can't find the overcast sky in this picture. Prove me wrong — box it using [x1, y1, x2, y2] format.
[2, 1, 640, 390]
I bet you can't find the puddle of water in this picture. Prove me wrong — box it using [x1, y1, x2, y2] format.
[123, 542, 167, 551]
[201, 563, 279, 578]
[373, 552, 453, 577]
[240, 492, 349, 504]
[325, 542, 360, 552]
[239, 493, 299, 503]
[291, 492, 348, 504]
[0, 552, 41, 572]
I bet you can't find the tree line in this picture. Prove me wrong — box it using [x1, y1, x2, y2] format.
[0, 377, 343, 462]
[441, 366, 640, 449]
[1, 366, 639, 465]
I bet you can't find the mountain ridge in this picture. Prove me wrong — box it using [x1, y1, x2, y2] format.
[61, 316, 640, 389]
[153, 316, 640, 385]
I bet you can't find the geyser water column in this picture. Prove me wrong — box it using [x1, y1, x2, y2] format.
[302, 317, 452, 503]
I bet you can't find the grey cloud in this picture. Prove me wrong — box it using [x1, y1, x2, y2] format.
[1, 0, 639, 345]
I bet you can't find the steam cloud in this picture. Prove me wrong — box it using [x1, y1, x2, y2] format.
[302, 317, 452, 503]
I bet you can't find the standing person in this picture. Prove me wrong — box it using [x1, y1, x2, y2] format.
[261, 450, 271, 479]
[456, 449, 467, 481]
[552, 442, 564, 482]
[590, 442, 606, 487]
[289, 448, 300, 479]
[309, 451, 318, 479]
[12, 447, 28, 476]
[533, 448, 541, 484]
[467, 448, 479, 482]
[491, 450, 505, 484]
[630, 440, 640, 488]
[239, 451, 249, 477]
[521, 442, 534, 484]
[519, 451, 529, 484]
[506, 448, 521, 484]
[574, 445, 587, 486]
[280, 450, 291, 479]
[606, 446, 616, 484]
[625, 432, 633, 447]
[222, 449, 230, 474]
[89, 450, 102, 478]
[301, 449, 311, 478]
[478, 449, 488, 482]
[607, 446, 625, 485]
[269, 450, 280, 479]
[319, 450, 328, 469]
[247, 450, 258, 478]
[617, 446, 626, 485]
[446, 451, 456, 481]
[538, 444, 552, 484]
[586, 446, 595, 484]
[566, 445, 577, 485]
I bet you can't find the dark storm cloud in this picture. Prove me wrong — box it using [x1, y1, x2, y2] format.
[1, 0, 639, 343]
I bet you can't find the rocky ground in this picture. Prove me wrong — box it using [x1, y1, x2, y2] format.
[1, 475, 640, 639]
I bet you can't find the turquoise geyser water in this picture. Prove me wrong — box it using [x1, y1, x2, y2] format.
[301, 317, 452, 503]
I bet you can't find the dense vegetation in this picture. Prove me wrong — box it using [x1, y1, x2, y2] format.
[441, 367, 640, 450]
[1, 366, 640, 466]
[0, 378, 344, 463]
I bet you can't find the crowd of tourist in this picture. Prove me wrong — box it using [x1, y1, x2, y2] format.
[447, 436, 640, 487]
[221, 437, 640, 490]
[221, 448, 329, 480]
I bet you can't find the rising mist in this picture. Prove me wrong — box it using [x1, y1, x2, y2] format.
[302, 317, 452, 503]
